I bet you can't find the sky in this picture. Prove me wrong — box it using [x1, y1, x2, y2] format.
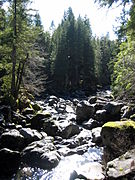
[32, 0, 123, 40]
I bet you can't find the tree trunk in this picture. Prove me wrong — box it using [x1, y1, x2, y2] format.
[11, 0, 17, 99]
[16, 53, 28, 98]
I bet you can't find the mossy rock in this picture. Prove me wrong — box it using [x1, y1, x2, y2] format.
[22, 107, 35, 116]
[101, 120, 135, 160]
[102, 120, 135, 130]
[31, 103, 41, 111]
[36, 111, 52, 118]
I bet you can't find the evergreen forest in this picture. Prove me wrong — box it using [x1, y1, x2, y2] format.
[0, 0, 135, 104]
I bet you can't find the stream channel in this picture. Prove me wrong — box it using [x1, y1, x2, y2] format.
[10, 90, 112, 180]
[15, 146, 103, 180]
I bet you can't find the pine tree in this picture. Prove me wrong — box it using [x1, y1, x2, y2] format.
[81, 17, 95, 92]
[0, 0, 37, 103]
[50, 8, 96, 93]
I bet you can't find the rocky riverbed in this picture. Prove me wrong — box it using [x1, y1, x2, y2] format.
[0, 90, 135, 179]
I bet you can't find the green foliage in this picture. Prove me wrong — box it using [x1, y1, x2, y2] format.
[96, 0, 135, 100]
[0, 0, 38, 102]
[94, 35, 117, 87]
[112, 35, 135, 99]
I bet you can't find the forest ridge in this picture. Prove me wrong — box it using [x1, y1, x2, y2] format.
[0, 0, 135, 106]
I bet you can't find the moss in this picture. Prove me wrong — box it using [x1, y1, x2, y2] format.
[119, 167, 123, 171]
[130, 114, 135, 120]
[32, 103, 41, 111]
[36, 111, 51, 118]
[102, 120, 135, 130]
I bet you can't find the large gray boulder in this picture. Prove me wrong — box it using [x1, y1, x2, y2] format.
[47, 95, 59, 106]
[92, 127, 102, 145]
[106, 149, 135, 179]
[75, 128, 92, 146]
[101, 120, 135, 162]
[104, 101, 123, 121]
[0, 148, 21, 177]
[43, 119, 59, 136]
[76, 100, 95, 124]
[82, 118, 99, 130]
[43, 118, 80, 139]
[88, 96, 97, 104]
[58, 120, 80, 139]
[31, 111, 52, 130]
[19, 128, 43, 145]
[75, 162, 105, 180]
[0, 129, 24, 151]
[95, 109, 108, 124]
[22, 137, 61, 170]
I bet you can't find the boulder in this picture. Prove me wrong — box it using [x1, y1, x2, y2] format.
[104, 101, 123, 121]
[56, 104, 66, 113]
[47, 95, 59, 106]
[12, 111, 27, 124]
[75, 129, 92, 146]
[0, 148, 21, 177]
[106, 148, 135, 179]
[0, 129, 24, 151]
[31, 102, 41, 111]
[82, 118, 99, 130]
[48, 95, 59, 101]
[101, 120, 135, 161]
[105, 101, 122, 114]
[19, 128, 42, 145]
[95, 109, 108, 124]
[121, 105, 135, 119]
[57, 146, 77, 157]
[22, 107, 35, 116]
[92, 127, 102, 145]
[59, 138, 80, 149]
[65, 105, 75, 113]
[72, 98, 79, 106]
[31, 111, 51, 130]
[43, 119, 59, 136]
[58, 120, 80, 139]
[76, 100, 95, 124]
[48, 99, 57, 106]
[88, 96, 97, 104]
[76, 162, 105, 180]
[22, 138, 61, 170]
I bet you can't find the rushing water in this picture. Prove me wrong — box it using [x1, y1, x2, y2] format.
[14, 146, 103, 180]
